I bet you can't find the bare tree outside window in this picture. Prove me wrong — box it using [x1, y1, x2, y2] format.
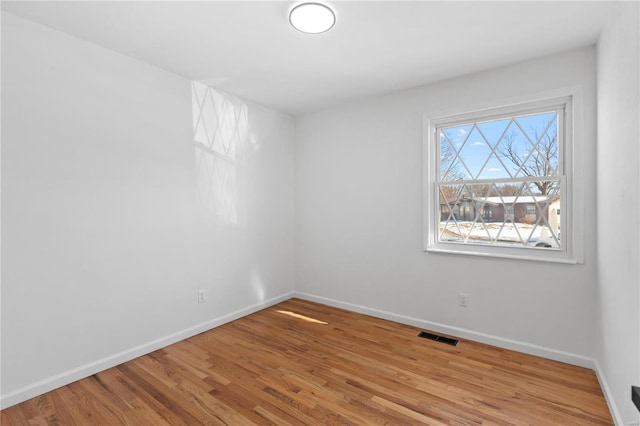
[498, 122, 559, 195]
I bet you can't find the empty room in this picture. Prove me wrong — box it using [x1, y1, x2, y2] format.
[1, 1, 639, 424]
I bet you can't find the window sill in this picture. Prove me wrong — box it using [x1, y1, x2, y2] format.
[425, 245, 581, 264]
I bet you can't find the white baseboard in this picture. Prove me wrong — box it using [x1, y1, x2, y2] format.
[294, 291, 596, 369]
[593, 361, 624, 426]
[0, 291, 294, 410]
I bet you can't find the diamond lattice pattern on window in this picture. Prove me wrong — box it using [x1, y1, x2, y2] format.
[441, 112, 558, 181]
[438, 110, 561, 249]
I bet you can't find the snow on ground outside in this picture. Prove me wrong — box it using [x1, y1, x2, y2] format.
[440, 221, 557, 244]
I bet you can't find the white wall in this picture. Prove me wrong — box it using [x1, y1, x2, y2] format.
[1, 13, 295, 407]
[596, 2, 640, 424]
[295, 47, 598, 363]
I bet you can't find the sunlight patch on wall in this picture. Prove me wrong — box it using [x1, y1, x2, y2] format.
[251, 270, 266, 303]
[192, 82, 248, 225]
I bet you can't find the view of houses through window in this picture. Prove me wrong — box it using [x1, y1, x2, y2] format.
[436, 108, 563, 249]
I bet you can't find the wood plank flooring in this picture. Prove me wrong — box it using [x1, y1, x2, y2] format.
[1, 298, 613, 425]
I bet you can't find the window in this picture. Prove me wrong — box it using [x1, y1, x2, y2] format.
[424, 91, 583, 263]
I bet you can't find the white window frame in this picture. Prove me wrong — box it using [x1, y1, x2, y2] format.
[423, 87, 584, 264]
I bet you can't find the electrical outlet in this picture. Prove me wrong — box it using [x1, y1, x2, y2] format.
[198, 290, 205, 304]
[458, 292, 469, 307]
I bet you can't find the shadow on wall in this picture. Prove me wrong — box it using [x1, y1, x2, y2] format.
[191, 81, 248, 226]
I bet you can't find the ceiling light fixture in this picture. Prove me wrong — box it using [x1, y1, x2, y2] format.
[289, 2, 336, 34]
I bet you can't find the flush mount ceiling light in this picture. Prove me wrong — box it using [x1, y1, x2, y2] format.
[289, 2, 336, 34]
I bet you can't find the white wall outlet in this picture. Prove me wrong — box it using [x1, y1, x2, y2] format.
[459, 292, 469, 308]
[198, 289, 205, 304]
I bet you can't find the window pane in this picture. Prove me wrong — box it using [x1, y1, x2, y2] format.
[437, 179, 561, 249]
[440, 111, 559, 182]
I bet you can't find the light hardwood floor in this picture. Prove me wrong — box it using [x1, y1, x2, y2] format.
[1, 298, 613, 425]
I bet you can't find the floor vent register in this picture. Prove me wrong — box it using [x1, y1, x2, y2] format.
[418, 331, 459, 346]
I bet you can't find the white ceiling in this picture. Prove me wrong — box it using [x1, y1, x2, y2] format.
[1, 1, 619, 115]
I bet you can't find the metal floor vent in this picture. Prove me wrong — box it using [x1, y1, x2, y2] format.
[418, 331, 458, 346]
